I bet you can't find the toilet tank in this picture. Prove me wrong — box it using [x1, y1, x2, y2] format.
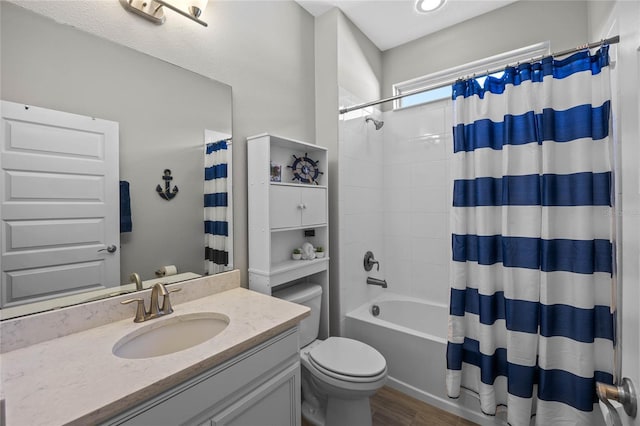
[273, 283, 322, 348]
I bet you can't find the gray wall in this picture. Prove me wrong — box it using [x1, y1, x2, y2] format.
[314, 9, 341, 335]
[1, 2, 232, 284]
[337, 12, 383, 103]
[7, 0, 317, 286]
[382, 1, 590, 108]
[314, 8, 384, 335]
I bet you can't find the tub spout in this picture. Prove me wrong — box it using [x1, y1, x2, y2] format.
[367, 277, 387, 288]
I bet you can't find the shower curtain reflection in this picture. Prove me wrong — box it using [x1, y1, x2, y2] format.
[204, 139, 231, 275]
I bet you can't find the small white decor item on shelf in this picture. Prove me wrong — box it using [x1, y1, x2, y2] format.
[292, 248, 302, 260]
[301, 242, 316, 260]
[315, 246, 325, 258]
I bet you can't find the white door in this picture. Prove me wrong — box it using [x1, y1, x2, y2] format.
[0, 100, 119, 307]
[614, 1, 640, 424]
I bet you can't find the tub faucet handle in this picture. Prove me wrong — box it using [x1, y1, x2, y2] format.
[364, 251, 380, 271]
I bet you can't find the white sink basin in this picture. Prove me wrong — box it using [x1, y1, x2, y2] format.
[113, 312, 230, 359]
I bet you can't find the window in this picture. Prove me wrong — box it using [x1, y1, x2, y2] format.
[392, 42, 550, 110]
[397, 84, 452, 108]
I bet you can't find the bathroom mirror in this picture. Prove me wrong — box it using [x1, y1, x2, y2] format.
[0, 2, 233, 319]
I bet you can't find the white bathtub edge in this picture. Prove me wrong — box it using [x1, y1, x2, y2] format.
[345, 292, 508, 426]
[346, 291, 448, 343]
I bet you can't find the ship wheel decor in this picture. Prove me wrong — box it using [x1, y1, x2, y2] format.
[288, 153, 323, 185]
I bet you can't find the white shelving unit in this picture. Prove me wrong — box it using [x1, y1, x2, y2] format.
[247, 134, 329, 339]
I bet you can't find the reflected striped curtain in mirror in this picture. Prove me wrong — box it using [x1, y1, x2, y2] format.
[204, 140, 229, 274]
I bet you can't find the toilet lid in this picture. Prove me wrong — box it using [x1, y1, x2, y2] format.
[308, 337, 386, 378]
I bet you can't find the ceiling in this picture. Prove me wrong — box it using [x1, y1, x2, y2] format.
[295, 0, 520, 51]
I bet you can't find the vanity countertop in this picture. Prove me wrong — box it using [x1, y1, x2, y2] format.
[0, 287, 309, 426]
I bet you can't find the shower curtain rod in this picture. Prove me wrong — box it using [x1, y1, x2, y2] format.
[339, 35, 620, 115]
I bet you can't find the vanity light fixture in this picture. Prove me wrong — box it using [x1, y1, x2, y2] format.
[415, 0, 446, 13]
[120, 0, 208, 27]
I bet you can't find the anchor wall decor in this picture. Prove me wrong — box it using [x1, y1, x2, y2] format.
[156, 169, 179, 200]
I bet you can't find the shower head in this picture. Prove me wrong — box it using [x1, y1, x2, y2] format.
[365, 116, 384, 130]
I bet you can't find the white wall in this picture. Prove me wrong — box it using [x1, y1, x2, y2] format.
[588, 0, 640, 417]
[381, 100, 452, 306]
[8, 0, 317, 286]
[338, 95, 385, 333]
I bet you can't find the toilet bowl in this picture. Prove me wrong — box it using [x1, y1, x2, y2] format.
[273, 283, 388, 426]
[300, 338, 387, 426]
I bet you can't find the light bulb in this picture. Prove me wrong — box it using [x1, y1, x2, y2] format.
[415, 0, 446, 13]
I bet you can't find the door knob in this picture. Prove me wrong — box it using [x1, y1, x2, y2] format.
[98, 245, 117, 253]
[597, 377, 637, 423]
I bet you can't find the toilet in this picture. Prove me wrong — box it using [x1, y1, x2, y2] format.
[274, 283, 387, 426]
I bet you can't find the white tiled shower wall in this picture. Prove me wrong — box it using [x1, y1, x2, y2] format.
[338, 87, 453, 331]
[338, 88, 386, 331]
[381, 100, 453, 306]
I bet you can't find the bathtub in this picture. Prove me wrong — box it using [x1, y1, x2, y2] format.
[345, 292, 506, 425]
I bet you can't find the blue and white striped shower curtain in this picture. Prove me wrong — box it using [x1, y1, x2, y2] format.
[205, 140, 229, 274]
[446, 46, 615, 425]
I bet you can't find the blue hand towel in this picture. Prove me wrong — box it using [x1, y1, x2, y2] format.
[120, 181, 132, 233]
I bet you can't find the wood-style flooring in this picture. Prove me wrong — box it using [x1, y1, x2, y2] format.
[302, 386, 478, 426]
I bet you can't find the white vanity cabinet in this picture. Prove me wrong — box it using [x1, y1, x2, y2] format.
[104, 328, 300, 426]
[247, 134, 330, 341]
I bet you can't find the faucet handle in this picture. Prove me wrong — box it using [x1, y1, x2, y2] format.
[364, 251, 380, 272]
[121, 298, 147, 322]
[162, 287, 181, 314]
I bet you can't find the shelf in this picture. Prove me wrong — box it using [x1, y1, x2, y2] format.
[248, 133, 330, 337]
[249, 258, 328, 289]
[270, 182, 328, 189]
[247, 133, 328, 153]
[271, 257, 329, 275]
[270, 224, 327, 233]
[257, 257, 329, 288]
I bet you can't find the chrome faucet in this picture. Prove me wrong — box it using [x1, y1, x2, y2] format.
[366, 277, 388, 288]
[121, 283, 181, 323]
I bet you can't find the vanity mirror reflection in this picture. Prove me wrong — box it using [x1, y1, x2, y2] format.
[0, 2, 233, 319]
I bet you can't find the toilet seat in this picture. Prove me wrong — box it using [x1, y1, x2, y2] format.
[307, 337, 387, 383]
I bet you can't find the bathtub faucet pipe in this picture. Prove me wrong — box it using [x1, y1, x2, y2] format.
[366, 277, 388, 288]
